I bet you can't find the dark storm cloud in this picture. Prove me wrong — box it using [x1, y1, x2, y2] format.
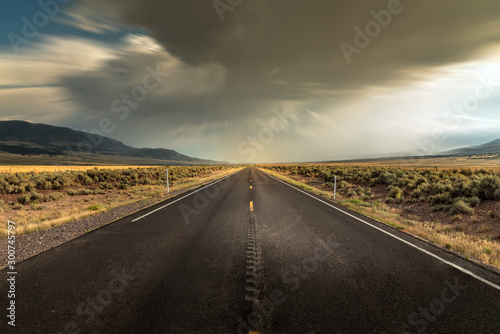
[77, 0, 500, 93]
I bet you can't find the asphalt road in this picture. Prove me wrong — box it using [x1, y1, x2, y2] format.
[2, 167, 500, 333]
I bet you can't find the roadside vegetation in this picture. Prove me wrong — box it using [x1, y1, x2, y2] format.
[0, 165, 156, 174]
[260, 165, 500, 269]
[1, 165, 241, 237]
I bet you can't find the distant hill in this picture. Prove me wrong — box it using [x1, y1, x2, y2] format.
[0, 120, 217, 165]
[442, 138, 500, 156]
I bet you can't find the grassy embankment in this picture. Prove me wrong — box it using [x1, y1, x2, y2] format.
[259, 165, 500, 269]
[0, 165, 242, 237]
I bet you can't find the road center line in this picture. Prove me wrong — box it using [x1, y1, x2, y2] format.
[262, 170, 500, 292]
[131, 171, 240, 222]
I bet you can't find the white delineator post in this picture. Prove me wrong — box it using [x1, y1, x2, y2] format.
[166, 168, 170, 193]
[333, 175, 337, 200]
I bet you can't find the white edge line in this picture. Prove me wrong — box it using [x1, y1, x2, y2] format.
[261, 170, 500, 292]
[131, 170, 240, 222]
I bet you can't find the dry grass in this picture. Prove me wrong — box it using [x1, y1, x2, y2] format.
[260, 156, 500, 171]
[261, 168, 500, 269]
[1, 167, 242, 238]
[0, 165, 160, 174]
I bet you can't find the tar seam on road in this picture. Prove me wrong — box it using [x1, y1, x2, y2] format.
[245, 214, 262, 302]
[263, 171, 500, 292]
[131, 171, 239, 222]
[245, 169, 266, 332]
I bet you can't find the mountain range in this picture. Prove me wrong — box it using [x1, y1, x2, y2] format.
[0, 120, 498, 165]
[0, 120, 216, 165]
[442, 138, 500, 156]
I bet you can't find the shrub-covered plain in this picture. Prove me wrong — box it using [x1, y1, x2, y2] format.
[263, 165, 500, 216]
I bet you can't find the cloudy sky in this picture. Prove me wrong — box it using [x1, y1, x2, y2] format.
[1, 0, 500, 162]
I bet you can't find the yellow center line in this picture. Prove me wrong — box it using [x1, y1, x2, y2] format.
[249, 201, 253, 211]
[250, 185, 252, 189]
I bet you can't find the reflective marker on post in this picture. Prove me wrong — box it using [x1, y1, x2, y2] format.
[166, 168, 170, 193]
[334, 175, 337, 200]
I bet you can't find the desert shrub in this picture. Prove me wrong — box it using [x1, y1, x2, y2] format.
[67, 188, 91, 196]
[459, 168, 473, 176]
[448, 200, 474, 215]
[56, 175, 73, 187]
[23, 182, 36, 192]
[16, 193, 33, 205]
[396, 178, 410, 188]
[355, 186, 364, 195]
[450, 179, 472, 198]
[140, 179, 152, 185]
[387, 186, 403, 199]
[378, 172, 396, 185]
[495, 188, 500, 200]
[411, 189, 423, 199]
[67, 189, 78, 196]
[433, 180, 452, 195]
[99, 182, 114, 190]
[346, 190, 357, 198]
[417, 182, 431, 193]
[78, 189, 92, 195]
[117, 182, 130, 190]
[415, 176, 427, 186]
[75, 173, 94, 186]
[337, 180, 349, 189]
[475, 175, 500, 200]
[370, 169, 383, 179]
[30, 203, 46, 210]
[47, 193, 64, 201]
[406, 180, 417, 190]
[36, 180, 52, 190]
[16, 192, 45, 205]
[430, 192, 453, 206]
[466, 196, 480, 208]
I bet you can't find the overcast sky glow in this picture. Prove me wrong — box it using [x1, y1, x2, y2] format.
[1, 0, 500, 163]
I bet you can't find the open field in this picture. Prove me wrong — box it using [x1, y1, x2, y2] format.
[0, 165, 242, 237]
[0, 165, 161, 174]
[0, 151, 214, 166]
[296, 155, 500, 170]
[260, 164, 500, 269]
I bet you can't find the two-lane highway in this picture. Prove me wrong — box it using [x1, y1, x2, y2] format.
[1, 167, 500, 333]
